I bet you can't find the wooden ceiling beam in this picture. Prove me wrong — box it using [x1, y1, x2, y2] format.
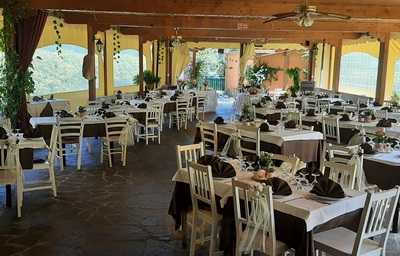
[22, 0, 400, 20]
[120, 27, 362, 42]
[62, 13, 400, 33]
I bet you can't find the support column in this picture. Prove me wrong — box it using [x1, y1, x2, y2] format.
[168, 43, 173, 85]
[376, 33, 390, 104]
[191, 49, 197, 79]
[87, 25, 96, 101]
[332, 39, 342, 92]
[308, 43, 317, 81]
[103, 31, 108, 96]
[139, 36, 144, 94]
[165, 40, 169, 85]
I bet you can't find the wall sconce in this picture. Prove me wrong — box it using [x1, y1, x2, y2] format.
[95, 38, 104, 53]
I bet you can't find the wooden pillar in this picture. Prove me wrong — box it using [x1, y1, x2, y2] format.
[376, 34, 390, 104]
[87, 25, 96, 101]
[332, 39, 342, 92]
[138, 36, 144, 94]
[168, 43, 173, 85]
[155, 40, 160, 81]
[240, 43, 244, 57]
[308, 43, 317, 81]
[103, 31, 108, 96]
[151, 41, 155, 73]
[283, 51, 289, 87]
[165, 40, 169, 85]
[327, 45, 334, 90]
[191, 49, 197, 79]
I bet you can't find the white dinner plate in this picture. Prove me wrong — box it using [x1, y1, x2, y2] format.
[310, 194, 344, 203]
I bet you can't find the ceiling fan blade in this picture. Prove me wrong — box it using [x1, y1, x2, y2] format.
[312, 11, 351, 20]
[263, 12, 298, 23]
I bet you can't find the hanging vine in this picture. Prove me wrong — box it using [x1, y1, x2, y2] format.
[51, 12, 64, 58]
[0, 1, 35, 128]
[112, 27, 121, 63]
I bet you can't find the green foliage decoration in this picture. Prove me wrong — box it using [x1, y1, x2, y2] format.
[286, 67, 301, 97]
[246, 63, 280, 88]
[112, 27, 121, 62]
[51, 12, 64, 58]
[0, 2, 35, 127]
[133, 70, 160, 86]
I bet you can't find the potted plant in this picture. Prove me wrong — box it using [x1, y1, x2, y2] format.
[133, 70, 160, 90]
[245, 63, 280, 90]
[286, 67, 301, 97]
[373, 129, 388, 152]
[359, 109, 374, 122]
[240, 103, 254, 122]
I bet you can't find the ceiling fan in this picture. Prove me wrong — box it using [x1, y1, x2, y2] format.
[263, 0, 351, 27]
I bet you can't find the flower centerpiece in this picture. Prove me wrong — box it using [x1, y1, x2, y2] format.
[373, 129, 390, 152]
[359, 109, 374, 123]
[239, 103, 254, 122]
[253, 152, 274, 181]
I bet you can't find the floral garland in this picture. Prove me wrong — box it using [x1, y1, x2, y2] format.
[51, 12, 64, 58]
[112, 27, 121, 62]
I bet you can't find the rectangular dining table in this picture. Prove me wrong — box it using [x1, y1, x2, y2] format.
[197, 122, 324, 163]
[169, 167, 366, 256]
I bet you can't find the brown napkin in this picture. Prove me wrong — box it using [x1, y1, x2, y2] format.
[0, 127, 8, 139]
[259, 122, 270, 132]
[306, 109, 316, 117]
[340, 114, 351, 121]
[284, 120, 297, 129]
[23, 127, 41, 139]
[310, 177, 345, 198]
[137, 103, 147, 109]
[214, 116, 225, 124]
[39, 102, 54, 117]
[333, 101, 342, 106]
[377, 119, 392, 127]
[198, 155, 236, 178]
[263, 177, 292, 196]
[275, 101, 286, 109]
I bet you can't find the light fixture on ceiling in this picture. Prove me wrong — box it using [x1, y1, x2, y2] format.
[171, 28, 183, 48]
[296, 13, 314, 27]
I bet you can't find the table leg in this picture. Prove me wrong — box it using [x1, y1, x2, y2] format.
[181, 211, 187, 249]
[5, 184, 11, 207]
[62, 143, 66, 166]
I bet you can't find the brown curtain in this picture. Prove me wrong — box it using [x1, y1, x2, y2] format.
[15, 10, 48, 129]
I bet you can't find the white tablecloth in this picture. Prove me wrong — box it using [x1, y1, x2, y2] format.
[200, 122, 323, 147]
[27, 99, 71, 117]
[364, 150, 400, 167]
[172, 168, 366, 232]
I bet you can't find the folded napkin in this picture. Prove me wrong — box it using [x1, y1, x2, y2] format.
[144, 97, 152, 102]
[198, 155, 236, 178]
[388, 118, 397, 123]
[78, 106, 86, 113]
[254, 102, 263, 108]
[262, 177, 292, 196]
[39, 102, 54, 117]
[259, 122, 270, 132]
[170, 95, 178, 101]
[284, 120, 297, 129]
[58, 110, 74, 118]
[373, 102, 382, 107]
[333, 101, 342, 106]
[310, 177, 345, 199]
[359, 103, 368, 108]
[339, 113, 351, 121]
[347, 100, 353, 105]
[386, 137, 400, 148]
[137, 103, 147, 109]
[160, 91, 167, 96]
[101, 103, 110, 109]
[306, 109, 316, 117]
[381, 106, 393, 113]
[32, 96, 44, 102]
[279, 95, 288, 101]
[261, 96, 272, 103]
[23, 126, 41, 139]
[361, 142, 375, 154]
[275, 101, 286, 109]
[0, 127, 8, 139]
[214, 116, 225, 124]
[377, 119, 392, 127]
[104, 112, 116, 118]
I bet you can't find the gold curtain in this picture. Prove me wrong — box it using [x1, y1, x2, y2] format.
[171, 43, 190, 85]
[239, 43, 255, 78]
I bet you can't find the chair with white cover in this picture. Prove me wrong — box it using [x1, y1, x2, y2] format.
[322, 116, 341, 144]
[196, 93, 208, 120]
[238, 128, 260, 157]
[176, 142, 205, 171]
[314, 187, 400, 256]
[169, 97, 190, 130]
[200, 122, 218, 155]
[16, 129, 58, 217]
[326, 144, 364, 190]
[232, 179, 288, 256]
[101, 117, 129, 167]
[285, 101, 297, 111]
[303, 97, 317, 112]
[269, 153, 300, 175]
[56, 117, 84, 170]
[0, 139, 22, 217]
[148, 100, 165, 131]
[375, 109, 388, 120]
[321, 160, 357, 190]
[187, 161, 222, 256]
[136, 108, 161, 145]
[317, 100, 330, 113]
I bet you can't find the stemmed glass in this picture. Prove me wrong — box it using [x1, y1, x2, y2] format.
[311, 173, 320, 186]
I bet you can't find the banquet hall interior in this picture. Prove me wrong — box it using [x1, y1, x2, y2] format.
[1, 0, 400, 255]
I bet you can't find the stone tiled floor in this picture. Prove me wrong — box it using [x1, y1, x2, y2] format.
[0, 100, 399, 255]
